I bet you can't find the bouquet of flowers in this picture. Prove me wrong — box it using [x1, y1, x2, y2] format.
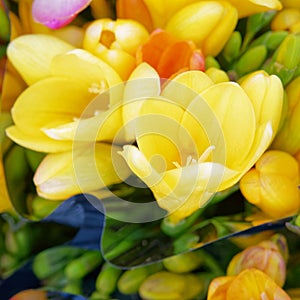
[1, 0, 300, 299]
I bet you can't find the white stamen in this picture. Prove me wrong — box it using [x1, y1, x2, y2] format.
[88, 82, 107, 94]
[198, 145, 215, 163]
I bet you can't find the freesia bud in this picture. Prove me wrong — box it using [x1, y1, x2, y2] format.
[83, 18, 149, 79]
[271, 8, 300, 31]
[240, 150, 300, 219]
[227, 238, 287, 286]
[235, 45, 267, 76]
[265, 33, 300, 85]
[165, 1, 238, 56]
[208, 269, 291, 300]
[163, 250, 203, 273]
[139, 271, 204, 300]
[221, 31, 242, 63]
[205, 67, 229, 83]
[250, 31, 289, 52]
[272, 76, 300, 154]
[0, 4, 9, 42]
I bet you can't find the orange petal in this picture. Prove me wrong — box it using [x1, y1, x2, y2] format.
[137, 29, 177, 69]
[190, 49, 205, 71]
[157, 40, 194, 78]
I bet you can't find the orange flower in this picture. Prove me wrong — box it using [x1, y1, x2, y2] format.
[136, 29, 205, 78]
[207, 268, 291, 300]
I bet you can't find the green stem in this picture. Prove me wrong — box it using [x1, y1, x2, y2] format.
[198, 250, 225, 276]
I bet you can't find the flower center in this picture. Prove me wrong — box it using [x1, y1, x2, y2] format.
[172, 145, 215, 169]
[100, 30, 116, 48]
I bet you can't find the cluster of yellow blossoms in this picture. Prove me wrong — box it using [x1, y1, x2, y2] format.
[1, 0, 300, 223]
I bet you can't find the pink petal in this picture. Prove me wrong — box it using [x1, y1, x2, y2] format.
[32, 0, 92, 29]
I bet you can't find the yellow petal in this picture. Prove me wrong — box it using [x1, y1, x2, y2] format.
[6, 125, 72, 152]
[161, 70, 214, 107]
[0, 158, 12, 212]
[227, 268, 290, 300]
[165, 2, 238, 56]
[207, 276, 235, 300]
[34, 143, 129, 199]
[7, 34, 74, 85]
[202, 2, 238, 56]
[122, 63, 161, 141]
[119, 145, 168, 190]
[192, 82, 256, 170]
[95, 49, 137, 80]
[11, 77, 93, 136]
[239, 71, 283, 134]
[226, 0, 282, 18]
[43, 104, 125, 144]
[166, 2, 224, 45]
[256, 150, 299, 179]
[51, 49, 122, 90]
[156, 162, 238, 221]
[143, 0, 196, 28]
[112, 19, 149, 55]
[135, 97, 186, 171]
[223, 122, 274, 189]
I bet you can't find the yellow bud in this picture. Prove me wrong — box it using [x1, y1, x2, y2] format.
[205, 67, 229, 83]
[227, 239, 287, 287]
[139, 271, 204, 300]
[165, 1, 238, 56]
[240, 150, 300, 219]
[162, 251, 203, 273]
[271, 8, 300, 31]
[272, 76, 300, 154]
[83, 18, 149, 79]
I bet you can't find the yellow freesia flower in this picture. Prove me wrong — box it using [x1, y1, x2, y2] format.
[119, 70, 283, 222]
[5, 34, 125, 152]
[207, 268, 291, 300]
[240, 150, 300, 219]
[272, 76, 300, 155]
[28, 63, 160, 200]
[83, 18, 149, 79]
[5, 33, 162, 200]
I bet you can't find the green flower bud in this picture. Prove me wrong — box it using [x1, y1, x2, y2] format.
[266, 33, 300, 85]
[236, 45, 267, 76]
[250, 31, 289, 51]
[0, 7, 10, 42]
[222, 31, 242, 63]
